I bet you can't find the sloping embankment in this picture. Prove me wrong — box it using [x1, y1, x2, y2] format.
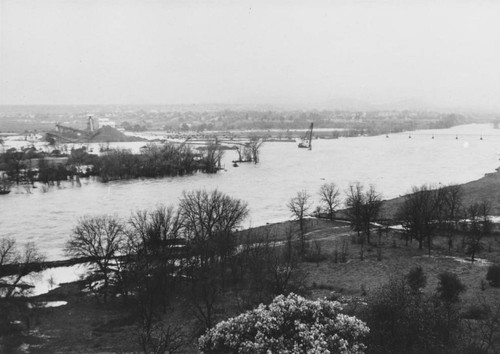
[379, 167, 500, 219]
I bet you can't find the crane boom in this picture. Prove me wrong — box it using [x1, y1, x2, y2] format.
[298, 123, 313, 150]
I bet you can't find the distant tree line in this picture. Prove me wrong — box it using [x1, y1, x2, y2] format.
[163, 110, 467, 135]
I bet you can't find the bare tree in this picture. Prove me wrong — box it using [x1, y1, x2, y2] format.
[235, 144, 252, 163]
[318, 182, 341, 220]
[5, 149, 25, 185]
[439, 185, 464, 251]
[443, 185, 463, 224]
[203, 142, 225, 173]
[126, 206, 187, 347]
[362, 185, 382, 244]
[397, 185, 438, 254]
[287, 190, 312, 255]
[139, 321, 185, 354]
[248, 136, 264, 163]
[238, 225, 302, 307]
[180, 189, 248, 244]
[65, 215, 126, 303]
[129, 205, 183, 254]
[0, 239, 45, 298]
[127, 205, 184, 312]
[465, 201, 491, 262]
[180, 188, 246, 274]
[188, 264, 222, 329]
[180, 189, 248, 328]
[0, 238, 17, 267]
[345, 183, 364, 239]
[345, 183, 382, 244]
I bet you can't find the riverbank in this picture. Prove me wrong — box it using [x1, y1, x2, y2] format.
[5, 163, 500, 291]
[6, 163, 500, 292]
[3, 124, 500, 261]
[380, 166, 500, 219]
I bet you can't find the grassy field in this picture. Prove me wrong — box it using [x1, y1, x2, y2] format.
[303, 226, 500, 303]
[2, 217, 500, 353]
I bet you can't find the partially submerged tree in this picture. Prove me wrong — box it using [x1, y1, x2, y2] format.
[318, 182, 340, 220]
[4, 149, 26, 184]
[0, 238, 45, 298]
[0, 238, 44, 334]
[0, 238, 17, 270]
[65, 215, 126, 303]
[248, 136, 264, 163]
[202, 142, 225, 173]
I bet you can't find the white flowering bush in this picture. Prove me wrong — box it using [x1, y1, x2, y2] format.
[199, 293, 369, 354]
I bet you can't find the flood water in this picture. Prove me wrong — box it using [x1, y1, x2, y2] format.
[1, 123, 500, 260]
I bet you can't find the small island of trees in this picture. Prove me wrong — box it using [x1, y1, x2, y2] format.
[0, 141, 239, 188]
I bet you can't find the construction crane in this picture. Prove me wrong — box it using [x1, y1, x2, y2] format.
[298, 123, 313, 150]
[177, 136, 191, 149]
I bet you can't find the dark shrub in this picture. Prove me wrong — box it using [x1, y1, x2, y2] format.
[363, 277, 460, 354]
[406, 266, 427, 293]
[436, 272, 466, 303]
[486, 264, 500, 287]
[461, 303, 490, 320]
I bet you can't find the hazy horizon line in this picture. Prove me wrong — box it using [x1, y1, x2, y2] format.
[0, 102, 498, 115]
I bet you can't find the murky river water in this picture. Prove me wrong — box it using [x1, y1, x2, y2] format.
[1, 123, 500, 260]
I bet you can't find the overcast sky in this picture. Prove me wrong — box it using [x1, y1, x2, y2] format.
[1, 0, 499, 110]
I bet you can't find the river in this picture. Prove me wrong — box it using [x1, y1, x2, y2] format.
[1, 123, 500, 260]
